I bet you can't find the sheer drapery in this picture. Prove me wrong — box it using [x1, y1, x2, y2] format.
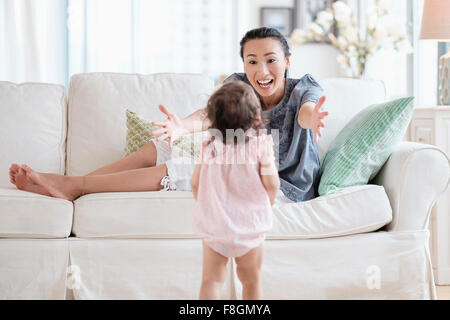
[68, 0, 241, 81]
[0, 0, 67, 85]
[0, 0, 241, 86]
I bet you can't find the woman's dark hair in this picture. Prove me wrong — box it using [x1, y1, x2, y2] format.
[206, 81, 267, 144]
[239, 27, 291, 60]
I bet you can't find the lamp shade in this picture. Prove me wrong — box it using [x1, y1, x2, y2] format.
[420, 0, 450, 41]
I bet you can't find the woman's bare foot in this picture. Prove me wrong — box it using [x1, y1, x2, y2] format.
[21, 165, 83, 201]
[9, 163, 20, 185]
[9, 164, 52, 196]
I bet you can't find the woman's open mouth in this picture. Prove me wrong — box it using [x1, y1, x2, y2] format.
[256, 79, 274, 90]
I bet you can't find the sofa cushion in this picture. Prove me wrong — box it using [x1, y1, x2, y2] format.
[318, 97, 415, 195]
[0, 188, 73, 238]
[72, 184, 392, 239]
[124, 109, 201, 158]
[0, 81, 67, 188]
[67, 73, 214, 176]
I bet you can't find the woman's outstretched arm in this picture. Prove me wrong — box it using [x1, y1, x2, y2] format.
[297, 96, 328, 144]
[151, 105, 211, 148]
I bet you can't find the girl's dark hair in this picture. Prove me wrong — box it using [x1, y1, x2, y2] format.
[206, 81, 267, 144]
[239, 27, 291, 60]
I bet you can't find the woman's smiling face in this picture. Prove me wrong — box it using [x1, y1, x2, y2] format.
[242, 37, 290, 100]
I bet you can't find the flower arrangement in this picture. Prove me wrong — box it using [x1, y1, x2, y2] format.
[290, 0, 413, 78]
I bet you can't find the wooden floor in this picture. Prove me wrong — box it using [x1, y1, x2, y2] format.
[436, 286, 450, 299]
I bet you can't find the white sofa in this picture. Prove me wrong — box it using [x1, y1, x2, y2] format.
[0, 73, 449, 300]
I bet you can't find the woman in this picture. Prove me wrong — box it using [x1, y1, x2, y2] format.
[9, 27, 328, 202]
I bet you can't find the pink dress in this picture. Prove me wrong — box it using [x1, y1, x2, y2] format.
[192, 134, 274, 258]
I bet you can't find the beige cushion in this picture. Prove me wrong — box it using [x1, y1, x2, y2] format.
[0, 188, 73, 238]
[124, 109, 201, 158]
[0, 81, 67, 188]
[72, 184, 392, 239]
[67, 72, 214, 176]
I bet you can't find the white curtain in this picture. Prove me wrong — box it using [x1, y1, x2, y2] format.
[0, 0, 242, 86]
[68, 0, 241, 81]
[0, 0, 67, 85]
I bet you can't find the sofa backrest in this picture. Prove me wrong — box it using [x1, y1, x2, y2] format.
[0, 81, 67, 188]
[67, 72, 214, 176]
[319, 78, 386, 164]
[66, 73, 386, 176]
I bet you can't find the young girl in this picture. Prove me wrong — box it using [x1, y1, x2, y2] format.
[190, 81, 280, 300]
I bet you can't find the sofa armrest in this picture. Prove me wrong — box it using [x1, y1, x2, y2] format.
[372, 141, 449, 232]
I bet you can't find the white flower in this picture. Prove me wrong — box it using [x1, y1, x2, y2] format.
[316, 10, 334, 30]
[290, 29, 308, 45]
[347, 45, 358, 58]
[386, 23, 404, 39]
[332, 1, 353, 24]
[373, 23, 388, 41]
[307, 23, 324, 41]
[342, 26, 358, 44]
[337, 54, 350, 67]
[376, 0, 394, 12]
[336, 36, 348, 50]
[289, 0, 411, 78]
[367, 37, 380, 54]
[395, 38, 413, 54]
[366, 12, 378, 30]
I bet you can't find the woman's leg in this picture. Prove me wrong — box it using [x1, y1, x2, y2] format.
[18, 163, 168, 201]
[9, 141, 158, 195]
[234, 243, 264, 300]
[85, 140, 158, 176]
[199, 241, 229, 300]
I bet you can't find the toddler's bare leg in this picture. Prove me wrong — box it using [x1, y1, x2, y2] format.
[199, 241, 229, 300]
[20, 164, 168, 201]
[235, 243, 264, 300]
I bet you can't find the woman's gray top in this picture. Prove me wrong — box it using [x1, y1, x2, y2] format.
[224, 73, 323, 202]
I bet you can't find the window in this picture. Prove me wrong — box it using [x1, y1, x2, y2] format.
[0, 0, 243, 86]
[68, 0, 242, 82]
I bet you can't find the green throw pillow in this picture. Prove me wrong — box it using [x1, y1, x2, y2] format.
[124, 109, 201, 158]
[318, 96, 414, 196]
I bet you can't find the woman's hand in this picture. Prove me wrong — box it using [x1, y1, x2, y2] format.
[311, 96, 329, 144]
[300, 96, 329, 144]
[150, 105, 188, 148]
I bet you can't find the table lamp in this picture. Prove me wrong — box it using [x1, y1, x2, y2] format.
[420, 0, 450, 105]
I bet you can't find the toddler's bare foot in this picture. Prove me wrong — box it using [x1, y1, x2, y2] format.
[21, 165, 83, 201]
[9, 164, 52, 196]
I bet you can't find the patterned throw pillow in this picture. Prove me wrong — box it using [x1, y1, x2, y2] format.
[318, 97, 414, 196]
[124, 109, 201, 158]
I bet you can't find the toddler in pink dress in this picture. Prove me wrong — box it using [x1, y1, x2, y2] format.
[191, 81, 280, 300]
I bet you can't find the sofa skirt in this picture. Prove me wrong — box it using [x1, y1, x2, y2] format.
[0, 230, 435, 299]
[0, 239, 69, 299]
